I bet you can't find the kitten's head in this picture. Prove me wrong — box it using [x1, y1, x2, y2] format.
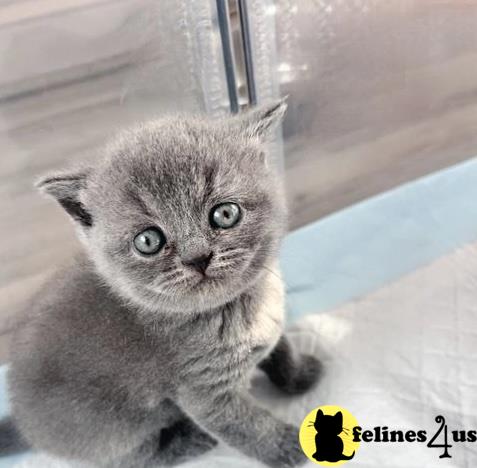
[38, 100, 287, 314]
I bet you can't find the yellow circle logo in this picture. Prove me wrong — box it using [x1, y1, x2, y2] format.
[299, 405, 360, 465]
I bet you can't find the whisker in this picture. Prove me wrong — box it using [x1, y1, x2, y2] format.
[217, 257, 243, 264]
[152, 271, 185, 288]
[159, 277, 191, 292]
[219, 247, 247, 255]
[161, 266, 178, 274]
[213, 261, 240, 270]
[216, 248, 247, 258]
[262, 265, 281, 281]
[216, 254, 245, 263]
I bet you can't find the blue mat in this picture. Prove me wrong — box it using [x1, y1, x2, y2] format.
[283, 156, 477, 320]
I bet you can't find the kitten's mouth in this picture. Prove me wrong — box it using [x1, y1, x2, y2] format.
[192, 274, 220, 285]
[189, 272, 227, 290]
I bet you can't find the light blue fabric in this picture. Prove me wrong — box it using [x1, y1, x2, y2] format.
[282, 156, 477, 321]
[1, 156, 477, 465]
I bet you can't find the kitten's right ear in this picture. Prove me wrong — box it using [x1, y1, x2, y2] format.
[36, 169, 92, 227]
[236, 97, 288, 141]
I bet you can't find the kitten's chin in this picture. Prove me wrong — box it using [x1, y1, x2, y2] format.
[123, 270, 259, 315]
[134, 287, 235, 315]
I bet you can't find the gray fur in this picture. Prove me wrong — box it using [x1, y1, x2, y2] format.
[7, 100, 320, 467]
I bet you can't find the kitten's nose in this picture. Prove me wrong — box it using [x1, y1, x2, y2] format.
[182, 251, 213, 275]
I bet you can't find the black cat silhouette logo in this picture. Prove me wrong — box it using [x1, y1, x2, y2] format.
[299, 405, 360, 466]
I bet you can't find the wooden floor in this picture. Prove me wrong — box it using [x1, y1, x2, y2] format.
[1, 0, 477, 362]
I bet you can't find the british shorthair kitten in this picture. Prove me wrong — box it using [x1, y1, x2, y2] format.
[5, 100, 321, 467]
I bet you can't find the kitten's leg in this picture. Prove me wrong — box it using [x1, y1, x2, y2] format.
[259, 335, 322, 395]
[180, 389, 306, 468]
[152, 400, 217, 466]
[155, 417, 217, 466]
[113, 413, 217, 468]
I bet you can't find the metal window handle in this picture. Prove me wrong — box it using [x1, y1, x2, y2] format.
[216, 0, 257, 113]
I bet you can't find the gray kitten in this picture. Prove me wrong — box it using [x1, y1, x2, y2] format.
[5, 100, 321, 467]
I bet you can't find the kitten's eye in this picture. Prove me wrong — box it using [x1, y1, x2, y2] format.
[133, 227, 165, 255]
[210, 202, 241, 229]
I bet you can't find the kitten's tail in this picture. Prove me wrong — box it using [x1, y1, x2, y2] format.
[340, 451, 355, 460]
[0, 418, 29, 456]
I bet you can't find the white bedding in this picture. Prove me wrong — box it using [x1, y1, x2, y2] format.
[13, 240, 477, 468]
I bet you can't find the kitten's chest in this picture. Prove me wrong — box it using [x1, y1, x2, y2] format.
[174, 268, 285, 390]
[243, 270, 285, 351]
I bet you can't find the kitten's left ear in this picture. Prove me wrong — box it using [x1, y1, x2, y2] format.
[334, 412, 343, 424]
[237, 97, 288, 141]
[36, 168, 93, 227]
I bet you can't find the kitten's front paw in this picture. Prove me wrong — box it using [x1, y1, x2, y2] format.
[282, 354, 322, 395]
[159, 418, 218, 465]
[263, 424, 306, 468]
[182, 430, 217, 458]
